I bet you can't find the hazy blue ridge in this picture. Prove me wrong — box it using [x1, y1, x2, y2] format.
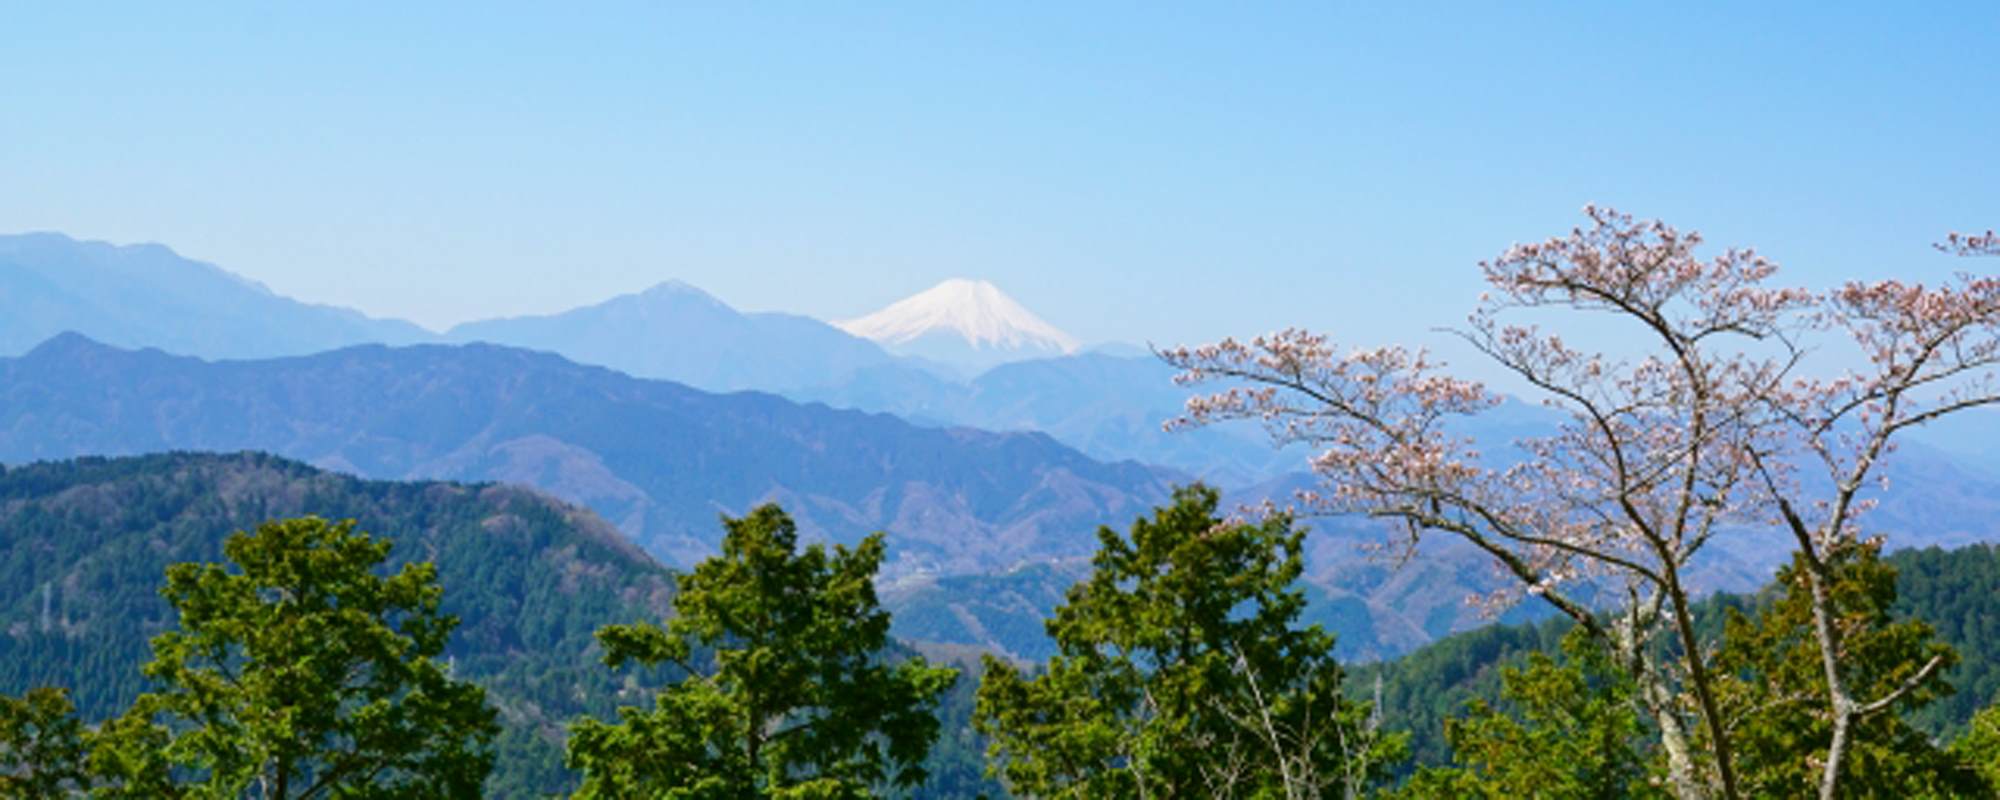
[0, 232, 432, 358]
[446, 280, 906, 394]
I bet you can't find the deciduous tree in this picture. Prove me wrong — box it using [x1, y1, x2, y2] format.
[1163, 207, 2000, 799]
[1938, 229, 1999, 257]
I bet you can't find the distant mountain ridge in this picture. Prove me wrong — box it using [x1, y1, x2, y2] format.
[0, 232, 1287, 483]
[0, 333, 1178, 574]
[446, 280, 907, 393]
[882, 440, 2000, 663]
[0, 232, 431, 357]
[795, 352, 1304, 486]
[12, 232, 2000, 661]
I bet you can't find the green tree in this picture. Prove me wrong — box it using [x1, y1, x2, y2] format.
[91, 517, 498, 798]
[1952, 702, 2000, 790]
[0, 687, 90, 797]
[565, 505, 959, 799]
[974, 485, 1404, 798]
[1399, 631, 1664, 800]
[1707, 540, 1987, 798]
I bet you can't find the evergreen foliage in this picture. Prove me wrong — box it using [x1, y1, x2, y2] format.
[1889, 543, 2000, 739]
[1353, 614, 1573, 767]
[1707, 541, 1985, 797]
[1386, 540, 1996, 797]
[907, 653, 1000, 799]
[9, 453, 2000, 797]
[0, 687, 90, 798]
[1397, 631, 1663, 799]
[974, 485, 1405, 798]
[1369, 543, 2000, 778]
[0, 452, 674, 796]
[90, 517, 499, 797]
[1953, 702, 2000, 790]
[566, 505, 959, 798]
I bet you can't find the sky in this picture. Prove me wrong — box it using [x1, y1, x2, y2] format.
[4, 3, 1996, 355]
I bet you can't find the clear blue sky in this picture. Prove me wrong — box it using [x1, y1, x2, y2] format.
[5, 3, 1995, 353]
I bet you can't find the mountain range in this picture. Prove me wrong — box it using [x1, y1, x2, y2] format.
[0, 232, 1293, 483]
[0, 332, 1539, 660]
[794, 352, 1302, 487]
[885, 439, 2000, 663]
[8, 231, 2000, 661]
[0, 333, 1176, 574]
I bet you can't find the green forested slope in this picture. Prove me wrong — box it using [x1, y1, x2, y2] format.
[1361, 543, 2000, 770]
[5, 450, 1997, 795]
[0, 452, 676, 796]
[1892, 543, 2000, 739]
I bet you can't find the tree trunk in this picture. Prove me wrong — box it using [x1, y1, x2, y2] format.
[1661, 563, 1741, 800]
[1642, 660, 1706, 800]
[1800, 556, 1851, 800]
[1612, 599, 1708, 799]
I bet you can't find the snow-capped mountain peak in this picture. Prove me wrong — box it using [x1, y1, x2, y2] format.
[834, 278, 1080, 355]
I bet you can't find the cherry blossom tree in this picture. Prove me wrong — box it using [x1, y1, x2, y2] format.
[1939, 229, 1999, 257]
[1162, 207, 2000, 800]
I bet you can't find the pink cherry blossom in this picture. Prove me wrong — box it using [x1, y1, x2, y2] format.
[1164, 207, 2000, 800]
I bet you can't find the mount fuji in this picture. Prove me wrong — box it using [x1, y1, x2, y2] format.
[834, 278, 1080, 374]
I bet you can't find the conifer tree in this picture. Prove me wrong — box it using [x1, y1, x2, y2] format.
[1708, 540, 1987, 797]
[976, 486, 1404, 798]
[1397, 631, 1664, 800]
[0, 687, 90, 798]
[1952, 703, 2000, 791]
[566, 505, 958, 798]
[91, 517, 498, 798]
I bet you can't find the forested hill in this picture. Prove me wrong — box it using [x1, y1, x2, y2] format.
[0, 452, 676, 795]
[1364, 542, 2000, 768]
[8, 451, 1999, 795]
